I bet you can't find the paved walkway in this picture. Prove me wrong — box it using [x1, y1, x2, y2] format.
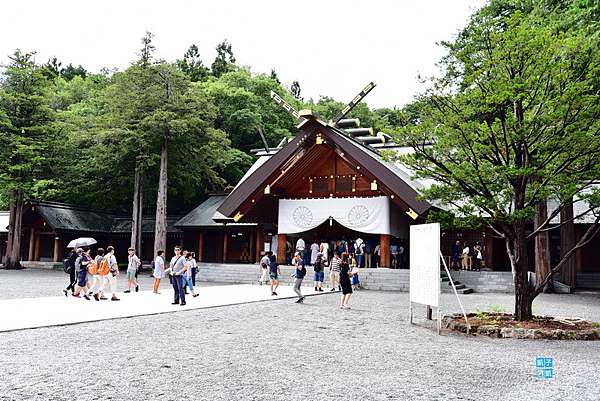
[0, 283, 325, 332]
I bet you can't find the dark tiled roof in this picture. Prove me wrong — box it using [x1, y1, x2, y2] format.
[175, 195, 256, 228]
[30, 200, 181, 233]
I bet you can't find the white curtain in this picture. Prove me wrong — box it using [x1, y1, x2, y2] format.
[278, 196, 391, 235]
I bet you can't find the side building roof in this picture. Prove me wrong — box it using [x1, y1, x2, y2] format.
[174, 195, 257, 228]
[29, 200, 181, 233]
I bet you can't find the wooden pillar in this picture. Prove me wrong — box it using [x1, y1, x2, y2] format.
[222, 228, 228, 263]
[483, 230, 494, 270]
[34, 232, 41, 261]
[28, 228, 36, 261]
[255, 224, 263, 263]
[380, 234, 390, 268]
[277, 234, 287, 265]
[575, 227, 583, 276]
[560, 201, 576, 287]
[53, 236, 61, 262]
[197, 231, 204, 262]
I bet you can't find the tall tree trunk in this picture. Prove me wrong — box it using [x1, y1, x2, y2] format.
[6, 190, 24, 270]
[154, 136, 168, 257]
[5, 194, 16, 265]
[534, 200, 553, 293]
[511, 223, 533, 321]
[131, 164, 144, 254]
[560, 199, 576, 288]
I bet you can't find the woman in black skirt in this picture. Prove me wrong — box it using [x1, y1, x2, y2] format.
[339, 252, 353, 309]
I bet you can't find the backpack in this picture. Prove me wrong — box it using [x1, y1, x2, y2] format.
[98, 257, 110, 276]
[355, 243, 364, 255]
[87, 258, 98, 275]
[63, 258, 73, 274]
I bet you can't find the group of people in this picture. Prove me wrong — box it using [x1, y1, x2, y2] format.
[62, 245, 201, 305]
[258, 245, 360, 309]
[451, 240, 483, 270]
[284, 237, 408, 269]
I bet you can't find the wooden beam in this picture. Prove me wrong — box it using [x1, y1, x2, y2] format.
[380, 234, 390, 268]
[198, 231, 204, 262]
[223, 228, 228, 263]
[28, 228, 35, 262]
[277, 234, 287, 265]
[53, 236, 61, 262]
[34, 232, 41, 261]
[255, 225, 264, 263]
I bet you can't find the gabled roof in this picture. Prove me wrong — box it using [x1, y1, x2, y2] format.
[217, 116, 432, 219]
[175, 195, 256, 228]
[28, 200, 181, 233]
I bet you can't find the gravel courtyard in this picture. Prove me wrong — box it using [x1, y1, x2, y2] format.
[0, 268, 599, 401]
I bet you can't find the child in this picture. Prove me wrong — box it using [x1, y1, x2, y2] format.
[351, 256, 360, 290]
[181, 253, 198, 297]
[124, 247, 141, 293]
[152, 250, 165, 294]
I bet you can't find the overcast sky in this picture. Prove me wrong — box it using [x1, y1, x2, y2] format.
[2, 0, 486, 109]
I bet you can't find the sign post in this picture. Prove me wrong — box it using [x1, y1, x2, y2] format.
[409, 223, 441, 333]
[409, 223, 470, 335]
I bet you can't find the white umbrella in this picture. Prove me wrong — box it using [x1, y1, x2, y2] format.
[66, 237, 97, 248]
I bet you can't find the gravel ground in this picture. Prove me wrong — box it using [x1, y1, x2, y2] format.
[0, 268, 599, 401]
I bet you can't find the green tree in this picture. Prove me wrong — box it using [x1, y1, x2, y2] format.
[177, 44, 209, 82]
[394, 0, 600, 320]
[0, 50, 56, 269]
[211, 39, 236, 78]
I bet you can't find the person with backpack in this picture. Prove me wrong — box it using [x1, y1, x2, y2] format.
[354, 238, 365, 268]
[88, 248, 105, 299]
[313, 251, 324, 292]
[152, 250, 165, 294]
[268, 252, 280, 296]
[63, 248, 79, 297]
[98, 246, 120, 301]
[72, 247, 91, 300]
[292, 252, 306, 303]
[124, 247, 141, 293]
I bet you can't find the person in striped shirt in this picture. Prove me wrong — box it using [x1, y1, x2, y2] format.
[329, 252, 341, 291]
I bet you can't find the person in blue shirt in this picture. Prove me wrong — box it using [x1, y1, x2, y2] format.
[292, 252, 306, 303]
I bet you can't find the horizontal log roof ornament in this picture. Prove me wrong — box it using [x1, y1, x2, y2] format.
[216, 114, 431, 220]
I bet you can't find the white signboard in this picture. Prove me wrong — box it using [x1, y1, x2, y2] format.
[409, 223, 440, 307]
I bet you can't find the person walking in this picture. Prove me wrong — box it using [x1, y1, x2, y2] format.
[89, 248, 105, 299]
[94, 246, 120, 301]
[190, 252, 198, 287]
[295, 237, 306, 265]
[152, 250, 165, 294]
[167, 246, 186, 306]
[259, 252, 270, 285]
[339, 253, 353, 309]
[351, 256, 361, 290]
[319, 240, 329, 266]
[181, 253, 198, 297]
[329, 252, 341, 291]
[313, 251, 325, 292]
[292, 252, 306, 303]
[124, 248, 141, 293]
[93, 246, 118, 301]
[63, 248, 78, 297]
[268, 252, 280, 296]
[73, 248, 91, 300]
